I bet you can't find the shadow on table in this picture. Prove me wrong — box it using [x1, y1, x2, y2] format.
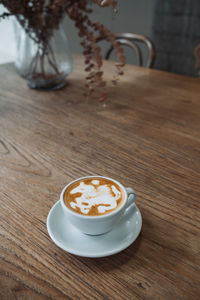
[77, 232, 143, 270]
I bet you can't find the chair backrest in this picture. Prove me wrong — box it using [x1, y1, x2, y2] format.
[97, 33, 155, 68]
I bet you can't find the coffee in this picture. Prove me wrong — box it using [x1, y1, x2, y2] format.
[64, 177, 125, 216]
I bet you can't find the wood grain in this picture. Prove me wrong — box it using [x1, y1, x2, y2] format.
[0, 55, 200, 299]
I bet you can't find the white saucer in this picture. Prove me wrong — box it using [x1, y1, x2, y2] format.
[47, 200, 142, 258]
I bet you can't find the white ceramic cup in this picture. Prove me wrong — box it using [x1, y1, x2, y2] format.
[60, 176, 136, 235]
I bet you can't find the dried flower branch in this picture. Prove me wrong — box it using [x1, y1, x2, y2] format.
[0, 0, 125, 101]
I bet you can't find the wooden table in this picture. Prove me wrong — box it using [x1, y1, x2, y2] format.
[0, 56, 200, 300]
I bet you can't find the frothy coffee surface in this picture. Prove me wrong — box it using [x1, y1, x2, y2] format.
[64, 177, 125, 216]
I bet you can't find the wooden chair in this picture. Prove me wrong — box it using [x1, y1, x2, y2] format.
[97, 33, 155, 68]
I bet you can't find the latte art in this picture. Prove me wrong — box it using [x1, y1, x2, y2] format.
[70, 180, 121, 214]
[64, 177, 125, 216]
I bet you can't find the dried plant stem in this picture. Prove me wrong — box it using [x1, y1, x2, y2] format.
[47, 43, 60, 74]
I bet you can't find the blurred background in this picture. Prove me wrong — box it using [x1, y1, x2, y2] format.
[0, 0, 199, 77]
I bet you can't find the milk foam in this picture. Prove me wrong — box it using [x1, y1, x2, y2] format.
[70, 181, 121, 214]
[91, 180, 99, 185]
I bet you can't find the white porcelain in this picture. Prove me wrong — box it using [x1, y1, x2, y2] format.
[60, 176, 136, 235]
[47, 200, 142, 258]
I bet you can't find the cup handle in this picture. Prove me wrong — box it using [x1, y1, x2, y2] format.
[126, 187, 136, 209]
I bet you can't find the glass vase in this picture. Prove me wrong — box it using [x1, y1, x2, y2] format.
[14, 21, 73, 90]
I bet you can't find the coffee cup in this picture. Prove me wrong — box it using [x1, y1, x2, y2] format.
[60, 176, 136, 235]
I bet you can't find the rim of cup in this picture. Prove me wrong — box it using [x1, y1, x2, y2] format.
[60, 175, 128, 219]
